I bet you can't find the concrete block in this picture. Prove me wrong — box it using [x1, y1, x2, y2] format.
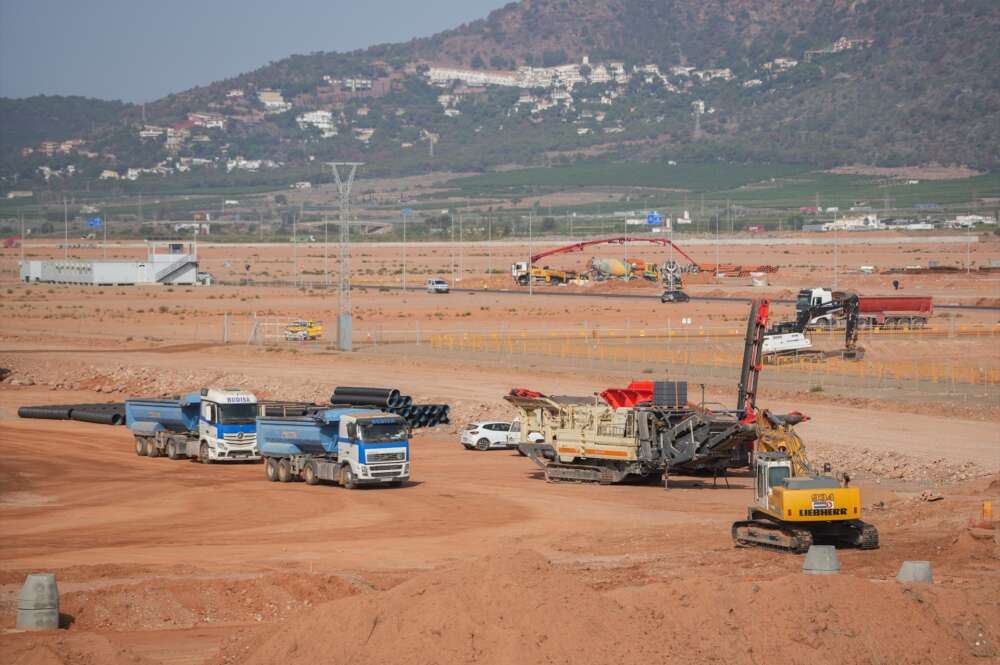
[896, 560, 933, 584]
[802, 545, 840, 575]
[15, 607, 59, 630]
[16, 573, 59, 630]
[17, 573, 59, 610]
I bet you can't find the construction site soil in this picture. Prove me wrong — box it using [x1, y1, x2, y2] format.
[1, 233, 998, 664]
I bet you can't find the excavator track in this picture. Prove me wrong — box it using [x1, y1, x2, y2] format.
[732, 520, 814, 554]
[544, 463, 620, 484]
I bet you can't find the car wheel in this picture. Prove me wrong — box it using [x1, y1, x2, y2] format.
[476, 438, 491, 451]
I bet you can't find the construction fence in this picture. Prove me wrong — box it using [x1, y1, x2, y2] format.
[415, 327, 999, 388]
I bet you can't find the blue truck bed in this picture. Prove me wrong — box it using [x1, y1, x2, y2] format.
[257, 408, 371, 457]
[125, 393, 201, 436]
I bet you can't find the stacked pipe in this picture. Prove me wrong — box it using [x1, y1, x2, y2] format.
[330, 387, 406, 409]
[18, 403, 125, 426]
[329, 387, 449, 428]
[386, 403, 450, 428]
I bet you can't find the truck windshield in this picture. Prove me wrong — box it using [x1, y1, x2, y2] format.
[359, 420, 408, 442]
[218, 403, 257, 424]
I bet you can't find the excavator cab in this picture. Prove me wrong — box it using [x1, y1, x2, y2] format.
[753, 453, 793, 509]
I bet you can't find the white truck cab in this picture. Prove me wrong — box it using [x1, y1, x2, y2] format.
[337, 413, 410, 484]
[198, 387, 260, 462]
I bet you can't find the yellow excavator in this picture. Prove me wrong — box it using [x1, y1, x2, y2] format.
[732, 410, 879, 553]
[732, 299, 878, 553]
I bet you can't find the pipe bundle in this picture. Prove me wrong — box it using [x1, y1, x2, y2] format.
[18, 403, 125, 426]
[330, 387, 449, 428]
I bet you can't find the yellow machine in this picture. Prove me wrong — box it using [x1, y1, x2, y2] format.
[732, 410, 879, 553]
[284, 319, 323, 341]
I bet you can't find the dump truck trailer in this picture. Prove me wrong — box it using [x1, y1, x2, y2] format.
[125, 388, 260, 462]
[257, 408, 410, 487]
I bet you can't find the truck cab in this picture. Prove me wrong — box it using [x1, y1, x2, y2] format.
[198, 388, 259, 461]
[337, 413, 410, 484]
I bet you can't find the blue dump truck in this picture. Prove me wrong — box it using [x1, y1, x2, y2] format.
[125, 387, 260, 463]
[257, 408, 410, 487]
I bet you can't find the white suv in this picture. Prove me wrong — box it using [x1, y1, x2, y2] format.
[426, 279, 449, 293]
[461, 419, 543, 451]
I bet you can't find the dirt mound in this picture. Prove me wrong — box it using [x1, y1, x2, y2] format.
[0, 632, 158, 665]
[214, 549, 995, 665]
[59, 572, 358, 631]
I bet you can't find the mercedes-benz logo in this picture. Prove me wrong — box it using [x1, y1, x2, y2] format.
[236, 432, 244, 440]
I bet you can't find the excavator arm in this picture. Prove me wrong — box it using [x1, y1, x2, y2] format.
[754, 410, 815, 476]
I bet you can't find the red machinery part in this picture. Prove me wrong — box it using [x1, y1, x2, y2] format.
[508, 388, 545, 398]
[599, 380, 654, 408]
[529, 237, 701, 268]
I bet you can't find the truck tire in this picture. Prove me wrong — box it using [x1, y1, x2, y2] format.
[476, 438, 491, 451]
[166, 439, 180, 460]
[200, 443, 212, 464]
[148, 441, 160, 458]
[339, 465, 357, 489]
[303, 461, 320, 485]
[278, 459, 293, 482]
[265, 458, 280, 482]
[135, 437, 147, 456]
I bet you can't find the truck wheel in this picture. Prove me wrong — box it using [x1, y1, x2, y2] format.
[265, 458, 280, 482]
[303, 461, 319, 485]
[166, 440, 181, 460]
[200, 443, 212, 464]
[339, 465, 357, 489]
[278, 459, 293, 482]
[135, 437, 147, 456]
[476, 438, 491, 451]
[148, 441, 160, 458]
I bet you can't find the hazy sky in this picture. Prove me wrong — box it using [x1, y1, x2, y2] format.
[0, 0, 506, 103]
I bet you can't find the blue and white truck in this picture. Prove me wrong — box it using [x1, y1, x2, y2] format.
[257, 408, 409, 487]
[125, 387, 260, 463]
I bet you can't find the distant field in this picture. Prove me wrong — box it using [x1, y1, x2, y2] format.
[447, 162, 813, 193]
[717, 171, 1000, 209]
[442, 162, 1000, 216]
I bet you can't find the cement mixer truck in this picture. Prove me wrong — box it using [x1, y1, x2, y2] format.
[125, 387, 260, 462]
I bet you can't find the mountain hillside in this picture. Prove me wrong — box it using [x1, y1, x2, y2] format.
[2, 0, 997, 188]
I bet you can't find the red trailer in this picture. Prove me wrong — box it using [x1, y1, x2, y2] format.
[858, 295, 933, 327]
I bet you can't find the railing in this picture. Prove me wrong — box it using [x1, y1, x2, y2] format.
[155, 256, 194, 282]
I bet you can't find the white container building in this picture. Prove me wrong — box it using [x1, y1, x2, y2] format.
[20, 242, 198, 285]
